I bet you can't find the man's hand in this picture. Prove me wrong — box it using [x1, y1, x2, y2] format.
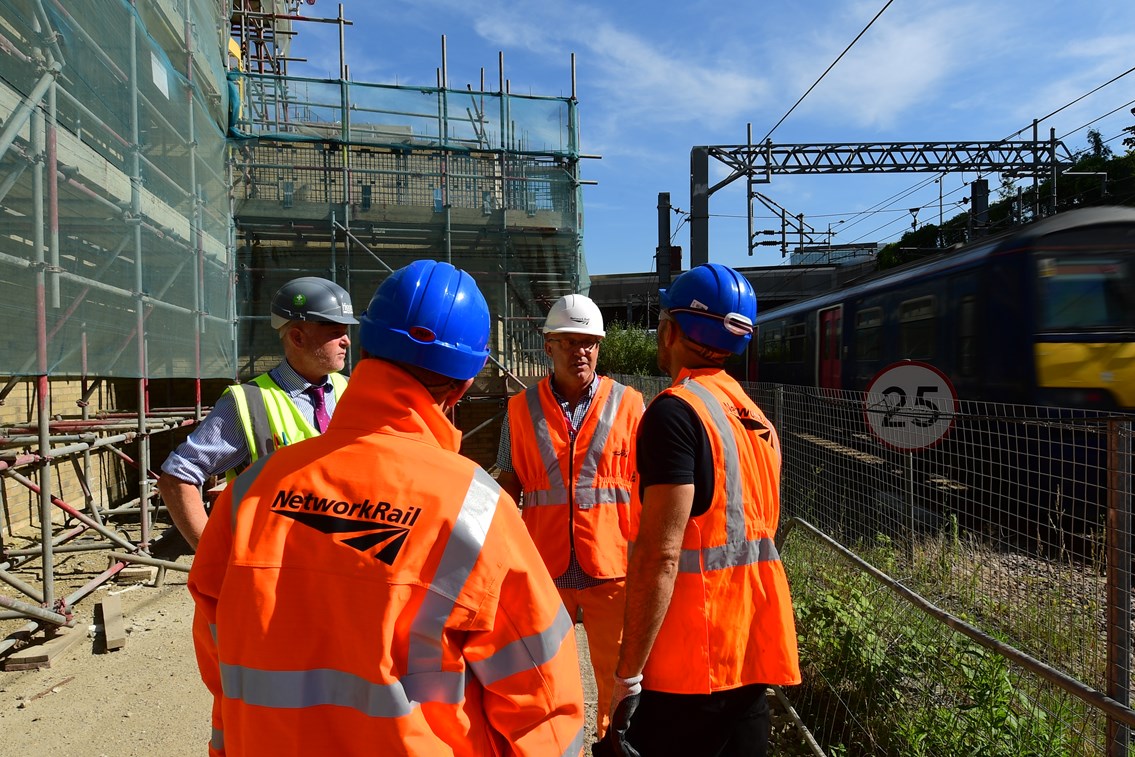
[591, 674, 642, 756]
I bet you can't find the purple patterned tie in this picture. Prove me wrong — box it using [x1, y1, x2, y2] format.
[306, 385, 330, 433]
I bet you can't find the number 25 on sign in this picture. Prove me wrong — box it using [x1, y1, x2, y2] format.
[864, 361, 957, 451]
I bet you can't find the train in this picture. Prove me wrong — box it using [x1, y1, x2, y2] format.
[749, 205, 1135, 411]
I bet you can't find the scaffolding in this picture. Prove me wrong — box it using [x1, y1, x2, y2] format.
[0, 0, 586, 663]
[0, 0, 232, 658]
[226, 4, 588, 449]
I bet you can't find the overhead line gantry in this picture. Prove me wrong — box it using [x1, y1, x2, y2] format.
[689, 130, 1073, 265]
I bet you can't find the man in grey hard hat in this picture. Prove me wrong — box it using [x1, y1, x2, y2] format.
[496, 293, 644, 740]
[157, 277, 358, 550]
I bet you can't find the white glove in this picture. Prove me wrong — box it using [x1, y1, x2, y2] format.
[609, 673, 643, 720]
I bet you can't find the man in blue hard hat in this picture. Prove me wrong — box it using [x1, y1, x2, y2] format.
[188, 260, 584, 755]
[158, 276, 357, 550]
[598, 263, 801, 757]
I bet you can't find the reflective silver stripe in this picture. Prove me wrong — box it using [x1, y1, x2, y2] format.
[572, 382, 626, 510]
[230, 454, 273, 532]
[525, 486, 629, 507]
[573, 486, 631, 506]
[401, 670, 467, 706]
[677, 536, 780, 573]
[525, 384, 566, 499]
[210, 727, 223, 751]
[232, 383, 274, 461]
[208, 623, 217, 643]
[683, 381, 745, 543]
[524, 487, 569, 507]
[469, 604, 574, 686]
[561, 723, 586, 757]
[219, 664, 419, 716]
[675, 380, 780, 574]
[406, 467, 499, 701]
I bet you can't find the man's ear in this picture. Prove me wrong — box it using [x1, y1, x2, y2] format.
[443, 377, 476, 411]
[285, 323, 305, 349]
[543, 339, 554, 359]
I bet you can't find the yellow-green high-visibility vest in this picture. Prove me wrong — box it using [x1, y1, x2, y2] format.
[225, 371, 348, 481]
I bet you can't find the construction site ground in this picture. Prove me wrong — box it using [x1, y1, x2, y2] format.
[0, 531, 602, 755]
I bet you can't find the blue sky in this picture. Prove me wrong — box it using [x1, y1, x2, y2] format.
[289, 0, 1135, 276]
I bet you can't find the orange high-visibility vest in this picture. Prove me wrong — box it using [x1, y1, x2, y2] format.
[189, 359, 585, 757]
[631, 368, 801, 693]
[508, 375, 642, 579]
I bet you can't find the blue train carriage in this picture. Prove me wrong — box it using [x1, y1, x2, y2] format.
[750, 205, 1135, 411]
[752, 205, 1135, 552]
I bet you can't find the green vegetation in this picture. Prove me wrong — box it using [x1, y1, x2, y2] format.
[877, 129, 1135, 269]
[596, 322, 664, 377]
[784, 531, 1093, 755]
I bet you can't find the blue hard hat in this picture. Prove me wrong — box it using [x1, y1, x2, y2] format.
[359, 260, 490, 381]
[659, 263, 756, 354]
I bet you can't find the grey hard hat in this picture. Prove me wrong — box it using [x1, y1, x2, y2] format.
[270, 277, 359, 329]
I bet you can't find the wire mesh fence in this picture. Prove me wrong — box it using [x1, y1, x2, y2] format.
[616, 374, 1134, 756]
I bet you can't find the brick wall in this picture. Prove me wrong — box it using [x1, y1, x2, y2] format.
[0, 377, 235, 537]
[1, 379, 128, 536]
[457, 396, 509, 470]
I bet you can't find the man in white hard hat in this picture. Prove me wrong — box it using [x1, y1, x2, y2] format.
[497, 293, 644, 740]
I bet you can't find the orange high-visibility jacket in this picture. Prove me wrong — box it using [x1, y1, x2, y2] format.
[188, 359, 585, 757]
[508, 375, 642, 579]
[631, 368, 801, 693]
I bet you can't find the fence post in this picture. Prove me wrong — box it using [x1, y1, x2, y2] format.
[775, 384, 785, 500]
[906, 451, 916, 565]
[1107, 419, 1132, 756]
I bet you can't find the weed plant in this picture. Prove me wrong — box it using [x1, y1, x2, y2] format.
[783, 529, 1099, 755]
[596, 322, 663, 377]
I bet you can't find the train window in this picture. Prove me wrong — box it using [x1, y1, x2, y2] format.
[760, 325, 785, 363]
[856, 307, 883, 361]
[899, 296, 935, 359]
[786, 323, 806, 363]
[1036, 256, 1134, 330]
[958, 296, 977, 376]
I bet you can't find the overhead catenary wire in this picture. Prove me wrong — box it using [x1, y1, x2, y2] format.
[827, 70, 1135, 245]
[759, 0, 894, 144]
[785, 57, 1135, 249]
[1058, 98, 1135, 142]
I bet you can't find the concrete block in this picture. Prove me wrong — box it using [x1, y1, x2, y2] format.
[115, 565, 157, 583]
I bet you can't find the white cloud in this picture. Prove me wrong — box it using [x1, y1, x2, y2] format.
[770, 4, 980, 133]
[429, 0, 771, 135]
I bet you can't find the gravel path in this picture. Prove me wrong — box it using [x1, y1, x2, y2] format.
[0, 560, 601, 755]
[0, 564, 212, 756]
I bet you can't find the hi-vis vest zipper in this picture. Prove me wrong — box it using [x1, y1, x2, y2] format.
[508, 375, 641, 579]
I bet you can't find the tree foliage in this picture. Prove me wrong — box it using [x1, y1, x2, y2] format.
[596, 322, 664, 377]
[875, 129, 1135, 270]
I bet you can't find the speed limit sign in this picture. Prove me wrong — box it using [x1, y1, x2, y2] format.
[864, 361, 957, 451]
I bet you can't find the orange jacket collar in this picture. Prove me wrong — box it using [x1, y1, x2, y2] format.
[672, 365, 727, 386]
[331, 359, 463, 453]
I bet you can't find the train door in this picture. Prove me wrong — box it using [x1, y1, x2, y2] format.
[818, 306, 842, 390]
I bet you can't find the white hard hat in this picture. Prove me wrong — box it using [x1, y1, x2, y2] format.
[543, 294, 605, 337]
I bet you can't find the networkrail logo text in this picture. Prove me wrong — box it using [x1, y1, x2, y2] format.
[271, 489, 422, 565]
